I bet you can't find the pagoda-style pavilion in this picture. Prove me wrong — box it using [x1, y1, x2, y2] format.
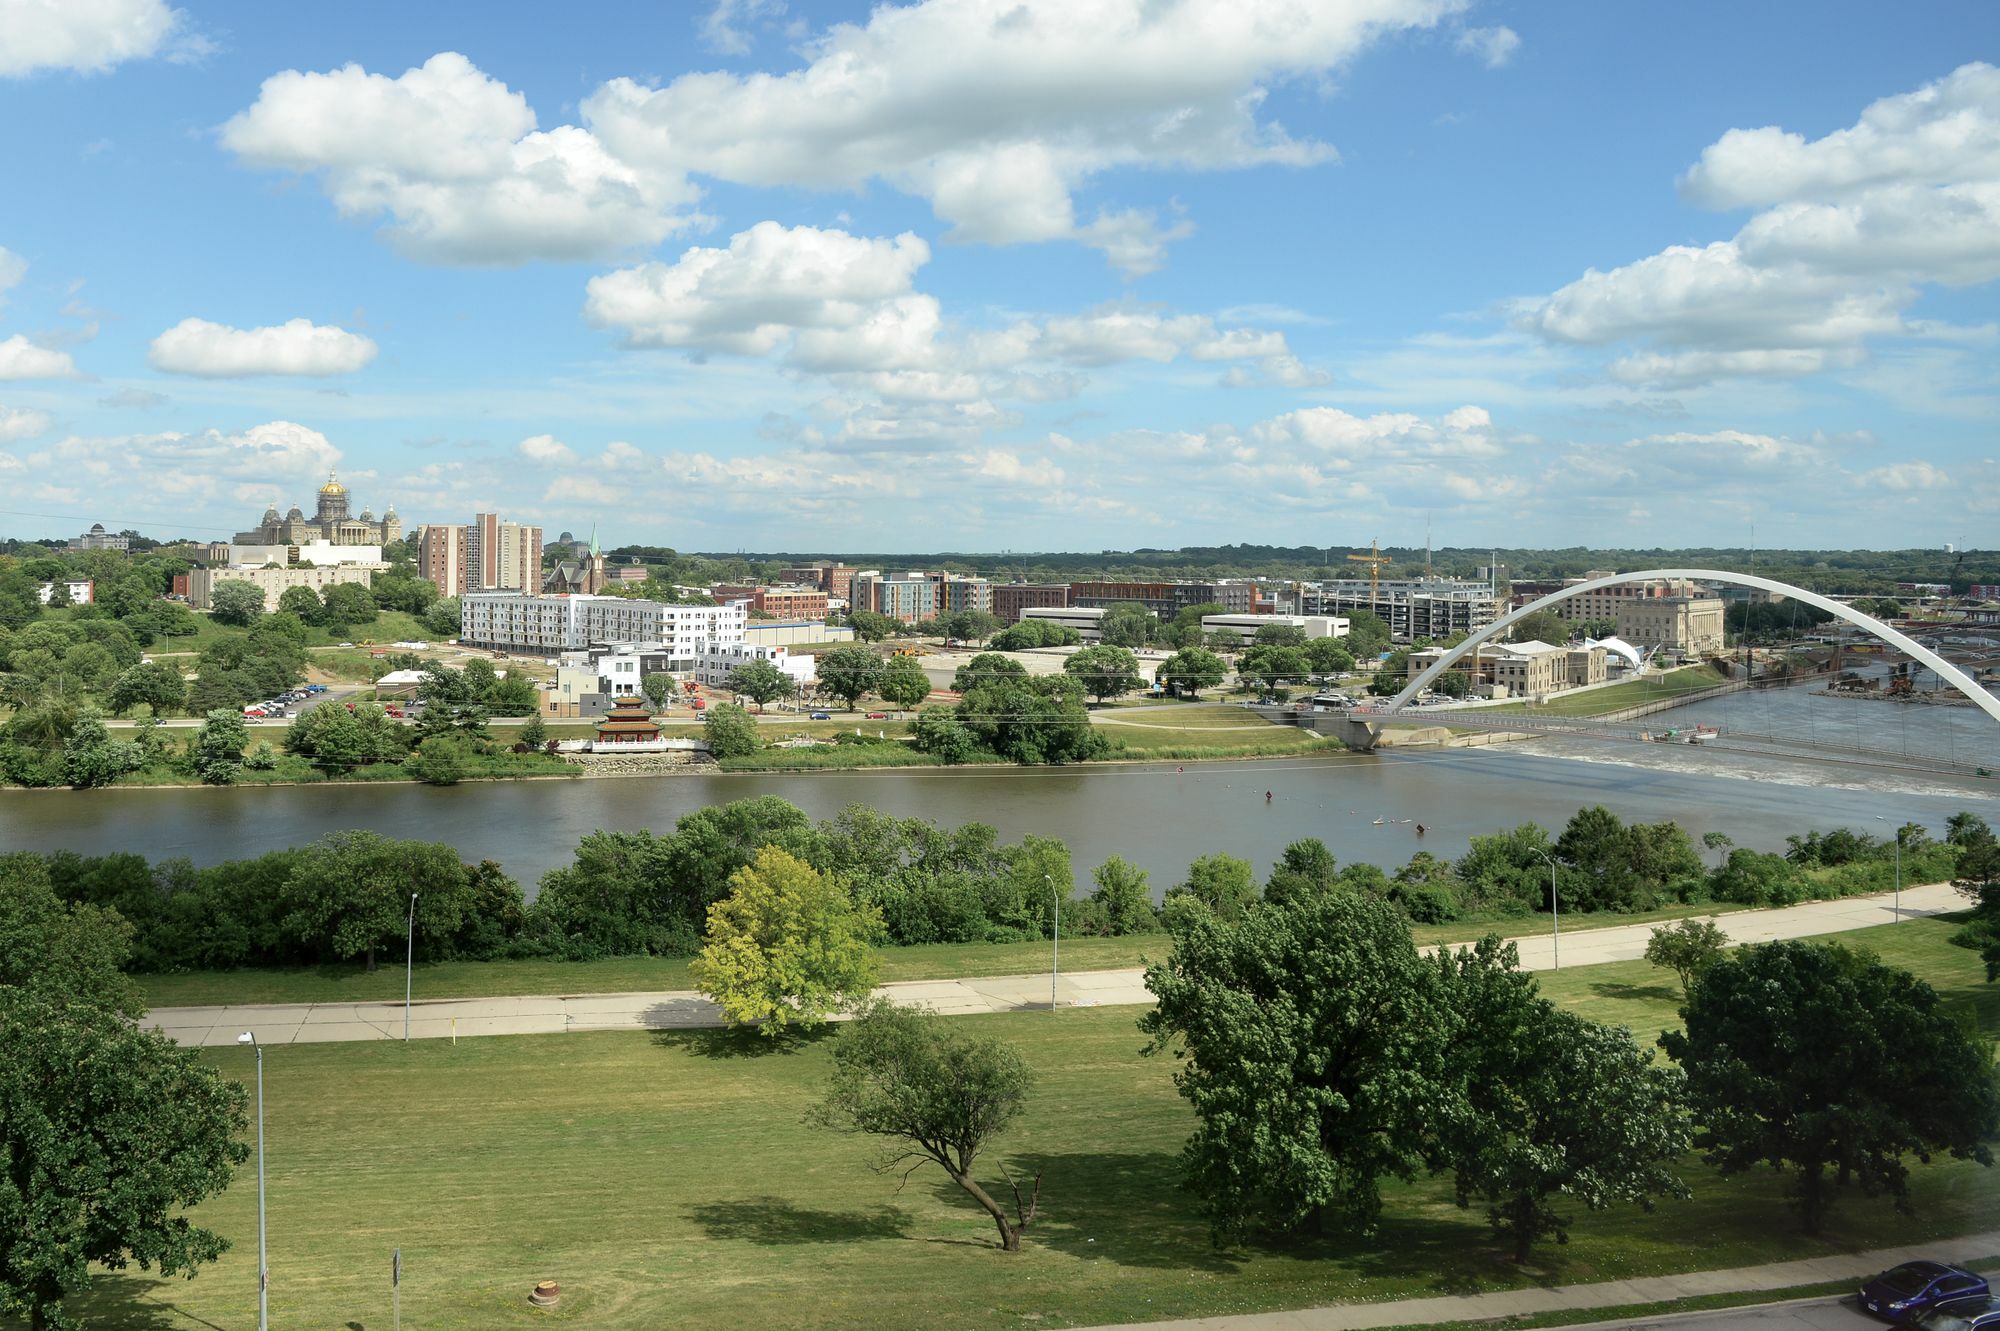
[588, 694, 662, 749]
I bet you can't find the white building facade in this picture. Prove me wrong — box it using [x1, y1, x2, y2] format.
[1199, 613, 1349, 646]
[695, 641, 816, 690]
[1019, 605, 1106, 642]
[462, 593, 751, 659]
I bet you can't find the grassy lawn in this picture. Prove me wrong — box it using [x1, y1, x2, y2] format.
[1482, 664, 1729, 718]
[1096, 703, 1334, 756]
[70, 917, 2000, 1331]
[136, 900, 1765, 1009]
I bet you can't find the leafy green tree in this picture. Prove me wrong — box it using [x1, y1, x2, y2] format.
[1509, 609, 1572, 645]
[953, 652, 1026, 693]
[877, 655, 933, 710]
[810, 998, 1039, 1250]
[641, 671, 679, 709]
[460, 656, 498, 699]
[0, 990, 249, 1331]
[1167, 853, 1258, 923]
[0, 854, 142, 1016]
[1240, 644, 1311, 691]
[1710, 847, 1809, 906]
[1344, 610, 1391, 659]
[1141, 887, 1448, 1239]
[319, 581, 378, 628]
[107, 661, 185, 717]
[989, 619, 1078, 650]
[276, 584, 326, 624]
[911, 706, 979, 763]
[955, 675, 1105, 766]
[284, 702, 407, 770]
[1099, 603, 1157, 649]
[1702, 831, 1733, 866]
[845, 609, 900, 642]
[422, 596, 462, 637]
[1436, 938, 1689, 1262]
[1264, 838, 1339, 905]
[1090, 856, 1156, 934]
[278, 830, 486, 971]
[1661, 940, 2000, 1233]
[693, 847, 882, 1034]
[1304, 636, 1355, 677]
[518, 711, 549, 748]
[703, 702, 759, 758]
[193, 709, 247, 785]
[1063, 644, 1144, 702]
[817, 645, 884, 710]
[1435, 668, 1472, 698]
[486, 672, 540, 716]
[728, 658, 793, 711]
[1156, 647, 1225, 697]
[59, 710, 140, 789]
[1254, 622, 1309, 647]
[1644, 917, 1730, 993]
[406, 734, 468, 785]
[205, 579, 264, 627]
[414, 665, 489, 738]
[1555, 805, 1637, 913]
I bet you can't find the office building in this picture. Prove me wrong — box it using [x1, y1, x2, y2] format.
[1198, 613, 1349, 646]
[992, 583, 1070, 623]
[853, 572, 940, 624]
[1067, 581, 1254, 617]
[1558, 573, 1712, 624]
[1616, 596, 1726, 656]
[695, 641, 816, 690]
[462, 593, 748, 659]
[469, 513, 543, 591]
[188, 563, 381, 613]
[1302, 578, 1498, 643]
[1019, 605, 1106, 642]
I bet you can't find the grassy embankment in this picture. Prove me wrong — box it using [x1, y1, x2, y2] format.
[1482, 663, 1729, 717]
[66, 915, 1999, 1331]
[137, 898, 1773, 1008]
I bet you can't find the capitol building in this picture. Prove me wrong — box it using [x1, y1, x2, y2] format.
[235, 473, 402, 547]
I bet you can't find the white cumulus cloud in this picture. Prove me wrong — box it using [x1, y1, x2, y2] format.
[0, 334, 79, 379]
[1521, 62, 2000, 387]
[0, 0, 184, 78]
[0, 405, 52, 442]
[1454, 25, 1519, 69]
[517, 433, 577, 464]
[147, 317, 378, 377]
[220, 52, 696, 265]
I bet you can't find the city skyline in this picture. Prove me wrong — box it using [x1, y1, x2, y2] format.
[0, 1, 1995, 551]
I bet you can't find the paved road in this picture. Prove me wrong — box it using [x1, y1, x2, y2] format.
[150, 880, 1964, 1048]
[1061, 1239, 2000, 1331]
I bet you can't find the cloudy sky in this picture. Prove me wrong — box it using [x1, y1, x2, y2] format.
[0, 0, 1995, 552]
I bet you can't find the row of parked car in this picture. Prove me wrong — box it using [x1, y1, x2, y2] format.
[241, 684, 328, 720]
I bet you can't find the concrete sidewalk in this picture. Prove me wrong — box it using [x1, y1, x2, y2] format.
[149, 880, 1965, 1048]
[1063, 1231, 2000, 1331]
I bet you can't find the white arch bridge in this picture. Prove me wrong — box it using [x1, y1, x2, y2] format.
[1323, 569, 2000, 762]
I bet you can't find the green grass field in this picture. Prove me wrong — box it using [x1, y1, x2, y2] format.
[1095, 702, 1334, 756]
[1481, 664, 1729, 718]
[137, 900, 1762, 1009]
[60, 916, 2000, 1331]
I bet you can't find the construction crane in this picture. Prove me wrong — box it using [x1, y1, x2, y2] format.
[1347, 540, 1393, 616]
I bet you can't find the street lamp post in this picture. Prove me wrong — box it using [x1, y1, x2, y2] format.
[235, 1032, 268, 1331]
[404, 893, 419, 1041]
[1875, 817, 1904, 920]
[1047, 872, 1061, 1013]
[1530, 848, 1560, 971]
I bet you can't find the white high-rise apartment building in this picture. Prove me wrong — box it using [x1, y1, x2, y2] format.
[461, 593, 749, 657]
[468, 513, 543, 591]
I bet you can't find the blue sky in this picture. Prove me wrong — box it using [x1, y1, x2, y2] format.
[0, 0, 1995, 553]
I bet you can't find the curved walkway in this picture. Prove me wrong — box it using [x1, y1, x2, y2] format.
[148, 880, 1966, 1047]
[1066, 1233, 2000, 1331]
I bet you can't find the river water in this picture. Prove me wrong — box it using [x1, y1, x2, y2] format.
[3, 683, 1994, 893]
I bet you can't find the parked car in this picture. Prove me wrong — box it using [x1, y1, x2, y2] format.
[1861, 1263, 1991, 1322]
[1914, 1297, 2000, 1331]
[809, 711, 830, 720]
[866, 711, 888, 719]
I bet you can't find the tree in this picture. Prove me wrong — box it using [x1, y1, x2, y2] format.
[460, 656, 498, 699]
[911, 706, 979, 763]
[194, 709, 247, 785]
[1167, 853, 1258, 923]
[1099, 603, 1157, 649]
[108, 661, 185, 717]
[43, 579, 71, 609]
[990, 619, 1079, 650]
[1644, 918, 1729, 994]
[1435, 668, 1472, 698]
[1253, 622, 1308, 648]
[1304, 636, 1355, 677]
[846, 609, 900, 642]
[1702, 831, 1733, 867]
[0, 854, 142, 1016]
[953, 652, 1025, 693]
[486, 672, 540, 716]
[1436, 939, 1689, 1262]
[518, 711, 549, 748]
[877, 655, 932, 710]
[692, 847, 882, 1034]
[1062, 644, 1144, 703]
[206, 580, 264, 627]
[1661, 940, 2000, 1233]
[406, 734, 468, 785]
[810, 998, 1039, 1250]
[422, 596, 462, 638]
[0, 991, 249, 1331]
[276, 584, 325, 625]
[1344, 610, 1391, 659]
[1265, 838, 1339, 905]
[727, 658, 791, 711]
[278, 830, 485, 971]
[641, 671, 679, 709]
[817, 645, 884, 711]
[703, 702, 759, 758]
[955, 675, 1105, 766]
[1156, 647, 1225, 698]
[59, 710, 141, 789]
[1140, 888, 1448, 1239]
[1510, 609, 1572, 645]
[1090, 856, 1156, 934]
[319, 581, 378, 629]
[1239, 643, 1311, 691]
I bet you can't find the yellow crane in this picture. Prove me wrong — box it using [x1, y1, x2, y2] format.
[1347, 540, 1393, 614]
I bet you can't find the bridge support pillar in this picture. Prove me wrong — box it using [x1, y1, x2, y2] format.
[1322, 716, 1381, 752]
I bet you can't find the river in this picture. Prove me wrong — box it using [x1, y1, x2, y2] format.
[3, 686, 1995, 893]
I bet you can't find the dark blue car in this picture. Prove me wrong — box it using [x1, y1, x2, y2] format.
[1859, 1262, 1990, 1322]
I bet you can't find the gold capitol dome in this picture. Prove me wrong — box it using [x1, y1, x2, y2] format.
[317, 470, 347, 496]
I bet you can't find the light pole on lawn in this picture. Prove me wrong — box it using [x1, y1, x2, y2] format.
[1529, 847, 1560, 971]
[1047, 872, 1060, 1013]
[1875, 816, 1905, 920]
[405, 892, 419, 1041]
[235, 1031, 268, 1331]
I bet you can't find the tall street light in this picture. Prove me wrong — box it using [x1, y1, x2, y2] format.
[1529, 848, 1560, 971]
[1047, 872, 1061, 1013]
[235, 1031, 268, 1331]
[1874, 817, 1905, 921]
[404, 892, 419, 1042]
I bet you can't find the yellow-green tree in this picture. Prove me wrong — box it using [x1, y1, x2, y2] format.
[693, 847, 883, 1035]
